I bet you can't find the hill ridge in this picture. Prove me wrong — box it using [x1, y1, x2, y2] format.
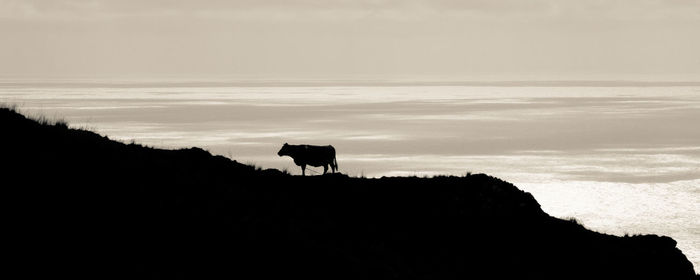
[0, 107, 696, 279]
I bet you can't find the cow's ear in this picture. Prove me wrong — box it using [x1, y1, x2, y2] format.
[284, 142, 288, 146]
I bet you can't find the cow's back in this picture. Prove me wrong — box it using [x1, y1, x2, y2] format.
[294, 145, 335, 166]
[304, 145, 334, 159]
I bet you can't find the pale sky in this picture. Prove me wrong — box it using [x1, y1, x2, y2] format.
[1, 0, 699, 81]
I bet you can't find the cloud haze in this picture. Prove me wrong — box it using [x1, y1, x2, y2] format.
[1, 0, 699, 80]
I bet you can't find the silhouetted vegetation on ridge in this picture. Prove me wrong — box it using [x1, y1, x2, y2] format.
[1, 107, 697, 279]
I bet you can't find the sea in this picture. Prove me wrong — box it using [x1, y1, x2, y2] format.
[2, 81, 698, 270]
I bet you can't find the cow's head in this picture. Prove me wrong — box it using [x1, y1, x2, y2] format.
[277, 143, 290, 157]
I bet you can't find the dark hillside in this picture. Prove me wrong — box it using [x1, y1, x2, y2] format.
[1, 107, 696, 279]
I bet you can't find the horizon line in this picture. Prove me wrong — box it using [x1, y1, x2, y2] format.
[1, 79, 700, 88]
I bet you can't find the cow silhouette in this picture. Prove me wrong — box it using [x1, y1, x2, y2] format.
[278, 143, 338, 176]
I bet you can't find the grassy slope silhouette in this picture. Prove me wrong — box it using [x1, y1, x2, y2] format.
[1, 107, 697, 279]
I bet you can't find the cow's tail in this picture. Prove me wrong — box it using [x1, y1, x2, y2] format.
[333, 156, 338, 172]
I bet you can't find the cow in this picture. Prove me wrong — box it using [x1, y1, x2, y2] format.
[277, 143, 338, 176]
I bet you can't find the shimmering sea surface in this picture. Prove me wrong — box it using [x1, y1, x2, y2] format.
[2, 83, 698, 269]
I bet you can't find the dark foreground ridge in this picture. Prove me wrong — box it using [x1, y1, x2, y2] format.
[1, 107, 697, 279]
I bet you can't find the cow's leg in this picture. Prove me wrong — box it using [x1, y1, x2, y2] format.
[301, 165, 306, 176]
[323, 164, 328, 174]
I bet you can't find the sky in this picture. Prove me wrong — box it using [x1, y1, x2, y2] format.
[1, 0, 699, 81]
